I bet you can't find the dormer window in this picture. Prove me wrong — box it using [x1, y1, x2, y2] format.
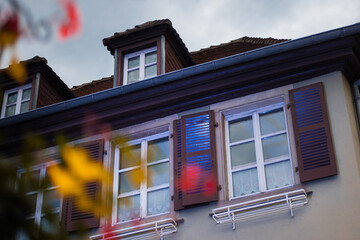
[124, 46, 157, 84]
[1, 83, 32, 118]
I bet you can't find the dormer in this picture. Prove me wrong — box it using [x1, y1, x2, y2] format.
[0, 57, 74, 118]
[103, 19, 194, 87]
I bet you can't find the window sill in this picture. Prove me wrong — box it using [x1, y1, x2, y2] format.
[216, 184, 306, 209]
[90, 217, 180, 240]
[211, 185, 309, 229]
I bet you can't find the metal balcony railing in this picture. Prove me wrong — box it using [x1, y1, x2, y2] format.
[212, 189, 309, 229]
[89, 218, 177, 240]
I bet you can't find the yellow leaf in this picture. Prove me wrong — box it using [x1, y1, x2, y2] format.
[61, 145, 109, 183]
[47, 165, 82, 196]
[7, 56, 26, 84]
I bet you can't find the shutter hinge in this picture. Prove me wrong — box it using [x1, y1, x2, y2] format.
[170, 133, 174, 138]
[104, 150, 108, 155]
[171, 195, 174, 200]
[295, 166, 299, 172]
[218, 185, 222, 191]
[214, 123, 219, 127]
[287, 104, 291, 109]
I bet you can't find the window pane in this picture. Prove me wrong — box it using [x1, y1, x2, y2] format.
[262, 133, 289, 160]
[120, 144, 141, 169]
[145, 65, 157, 78]
[40, 213, 60, 234]
[265, 160, 293, 190]
[7, 92, 18, 104]
[119, 170, 140, 194]
[230, 141, 256, 167]
[232, 168, 259, 197]
[259, 108, 285, 135]
[229, 116, 253, 142]
[128, 56, 140, 69]
[5, 105, 16, 117]
[20, 101, 30, 113]
[117, 195, 140, 222]
[147, 188, 169, 216]
[127, 70, 139, 83]
[21, 170, 40, 192]
[42, 190, 60, 211]
[145, 51, 157, 64]
[147, 137, 169, 163]
[147, 162, 169, 187]
[22, 88, 32, 100]
[26, 194, 37, 215]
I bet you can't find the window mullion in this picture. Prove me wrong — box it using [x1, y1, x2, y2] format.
[113, 146, 120, 225]
[15, 89, 22, 114]
[139, 53, 145, 80]
[140, 140, 147, 218]
[253, 112, 266, 192]
[35, 166, 46, 226]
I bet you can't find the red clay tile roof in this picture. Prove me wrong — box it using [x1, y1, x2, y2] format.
[71, 76, 113, 97]
[191, 37, 289, 64]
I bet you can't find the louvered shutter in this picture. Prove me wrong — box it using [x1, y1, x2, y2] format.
[173, 119, 184, 210]
[61, 139, 104, 231]
[173, 111, 218, 209]
[289, 83, 337, 182]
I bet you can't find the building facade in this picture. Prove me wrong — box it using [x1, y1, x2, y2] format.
[1, 20, 360, 240]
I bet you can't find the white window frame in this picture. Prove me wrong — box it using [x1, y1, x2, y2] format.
[1, 83, 32, 118]
[123, 46, 157, 85]
[224, 102, 294, 200]
[113, 132, 170, 225]
[17, 161, 61, 226]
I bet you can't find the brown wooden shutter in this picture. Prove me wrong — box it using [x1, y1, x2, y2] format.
[173, 119, 184, 210]
[289, 83, 337, 182]
[61, 139, 104, 231]
[173, 111, 218, 209]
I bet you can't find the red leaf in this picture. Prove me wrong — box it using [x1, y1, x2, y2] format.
[58, 0, 81, 40]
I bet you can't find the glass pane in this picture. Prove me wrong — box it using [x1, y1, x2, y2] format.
[147, 188, 169, 216]
[117, 195, 140, 222]
[127, 70, 139, 83]
[22, 88, 32, 100]
[229, 116, 253, 142]
[42, 190, 60, 211]
[232, 168, 259, 197]
[119, 170, 140, 194]
[260, 108, 285, 135]
[20, 101, 30, 113]
[120, 144, 141, 169]
[5, 105, 16, 117]
[26, 194, 37, 215]
[145, 65, 157, 78]
[147, 137, 169, 163]
[147, 162, 169, 187]
[128, 56, 140, 69]
[145, 51, 157, 64]
[40, 213, 60, 234]
[230, 141, 256, 167]
[265, 160, 293, 190]
[262, 133, 289, 160]
[21, 170, 41, 192]
[7, 92, 18, 104]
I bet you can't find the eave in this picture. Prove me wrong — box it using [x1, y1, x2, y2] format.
[1, 23, 360, 156]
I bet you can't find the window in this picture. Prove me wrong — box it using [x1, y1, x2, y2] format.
[1, 83, 32, 118]
[225, 103, 294, 199]
[123, 47, 157, 84]
[17, 162, 61, 236]
[114, 132, 170, 223]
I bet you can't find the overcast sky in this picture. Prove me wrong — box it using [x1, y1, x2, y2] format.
[2, 0, 360, 88]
